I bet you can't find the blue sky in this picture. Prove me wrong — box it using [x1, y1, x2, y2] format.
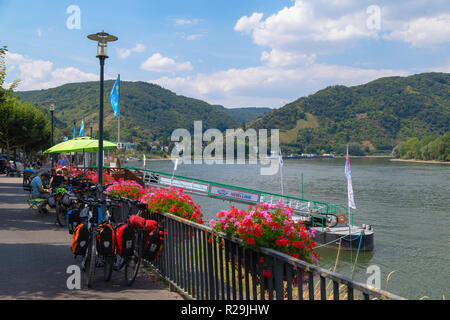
[1, 0, 449, 108]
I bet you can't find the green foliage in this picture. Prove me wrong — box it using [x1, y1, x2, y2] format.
[0, 99, 51, 154]
[0, 45, 51, 158]
[18, 81, 242, 151]
[13, 71, 450, 158]
[249, 73, 450, 155]
[396, 132, 450, 161]
[214, 105, 272, 123]
[0, 45, 7, 86]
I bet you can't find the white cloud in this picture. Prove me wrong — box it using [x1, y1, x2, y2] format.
[151, 0, 450, 107]
[4, 52, 98, 91]
[234, 12, 264, 34]
[141, 53, 193, 73]
[174, 18, 199, 26]
[37, 28, 42, 37]
[150, 63, 409, 108]
[19, 60, 53, 79]
[427, 60, 450, 73]
[117, 43, 146, 59]
[384, 14, 450, 47]
[235, 1, 377, 53]
[184, 34, 204, 41]
[261, 49, 316, 68]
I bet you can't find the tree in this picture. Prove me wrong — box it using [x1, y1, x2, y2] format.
[394, 132, 449, 161]
[399, 137, 419, 159]
[0, 45, 51, 161]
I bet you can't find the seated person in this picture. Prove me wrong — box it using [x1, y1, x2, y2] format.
[30, 172, 52, 213]
[23, 168, 34, 185]
[30, 171, 51, 199]
[50, 169, 66, 189]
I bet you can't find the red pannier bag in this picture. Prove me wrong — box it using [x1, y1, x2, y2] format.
[145, 219, 158, 233]
[129, 215, 145, 229]
[96, 222, 115, 256]
[142, 227, 164, 262]
[115, 223, 135, 257]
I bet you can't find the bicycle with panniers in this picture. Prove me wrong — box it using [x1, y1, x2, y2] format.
[69, 183, 163, 288]
[111, 197, 161, 286]
[71, 184, 116, 288]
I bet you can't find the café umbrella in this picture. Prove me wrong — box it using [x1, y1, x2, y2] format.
[43, 137, 118, 168]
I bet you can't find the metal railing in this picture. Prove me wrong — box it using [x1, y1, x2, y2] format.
[126, 166, 350, 219]
[145, 211, 405, 300]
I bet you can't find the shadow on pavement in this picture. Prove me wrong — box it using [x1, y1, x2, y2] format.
[0, 175, 183, 300]
[0, 242, 176, 300]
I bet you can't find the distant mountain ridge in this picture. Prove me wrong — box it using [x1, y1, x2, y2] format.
[18, 81, 272, 150]
[249, 72, 450, 155]
[214, 105, 272, 123]
[17, 72, 449, 155]
[18, 80, 245, 148]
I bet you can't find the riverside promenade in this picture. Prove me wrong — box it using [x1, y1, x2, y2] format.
[0, 175, 183, 300]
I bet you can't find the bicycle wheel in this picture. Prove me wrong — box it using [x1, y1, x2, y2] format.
[124, 231, 142, 286]
[55, 201, 66, 227]
[113, 255, 125, 271]
[85, 236, 97, 288]
[103, 255, 113, 281]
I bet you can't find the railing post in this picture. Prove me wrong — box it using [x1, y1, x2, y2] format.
[267, 257, 274, 300]
[320, 276, 327, 300]
[207, 232, 215, 300]
[148, 212, 405, 301]
[168, 218, 174, 283]
[194, 227, 200, 299]
[347, 285, 354, 300]
[225, 239, 231, 300]
[333, 281, 339, 300]
[251, 250, 258, 300]
[259, 253, 266, 300]
[219, 239, 225, 299]
[285, 264, 293, 300]
[244, 248, 250, 300]
[274, 257, 284, 300]
[237, 245, 243, 300]
[230, 241, 237, 300]
[308, 271, 314, 300]
[297, 268, 303, 300]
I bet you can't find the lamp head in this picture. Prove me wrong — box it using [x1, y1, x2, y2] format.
[87, 30, 118, 58]
[48, 99, 56, 112]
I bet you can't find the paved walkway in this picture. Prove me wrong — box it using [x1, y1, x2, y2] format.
[0, 175, 184, 300]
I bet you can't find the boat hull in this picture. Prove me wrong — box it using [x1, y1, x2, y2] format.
[312, 226, 374, 251]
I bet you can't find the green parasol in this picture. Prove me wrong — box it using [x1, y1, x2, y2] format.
[44, 137, 118, 154]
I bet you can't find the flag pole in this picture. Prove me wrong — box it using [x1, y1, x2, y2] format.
[171, 158, 179, 186]
[118, 74, 120, 147]
[279, 150, 284, 197]
[280, 164, 284, 197]
[301, 172, 303, 199]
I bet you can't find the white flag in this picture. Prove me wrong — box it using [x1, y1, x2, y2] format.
[345, 149, 356, 209]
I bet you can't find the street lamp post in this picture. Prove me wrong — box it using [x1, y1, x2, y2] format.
[87, 30, 118, 188]
[89, 120, 93, 138]
[88, 120, 93, 166]
[49, 99, 55, 168]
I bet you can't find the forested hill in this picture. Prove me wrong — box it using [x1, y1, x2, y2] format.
[18, 80, 243, 148]
[214, 105, 272, 123]
[249, 72, 450, 155]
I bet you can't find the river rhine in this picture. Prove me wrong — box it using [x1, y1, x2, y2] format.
[130, 157, 449, 299]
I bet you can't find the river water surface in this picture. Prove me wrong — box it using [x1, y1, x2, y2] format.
[130, 157, 449, 299]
